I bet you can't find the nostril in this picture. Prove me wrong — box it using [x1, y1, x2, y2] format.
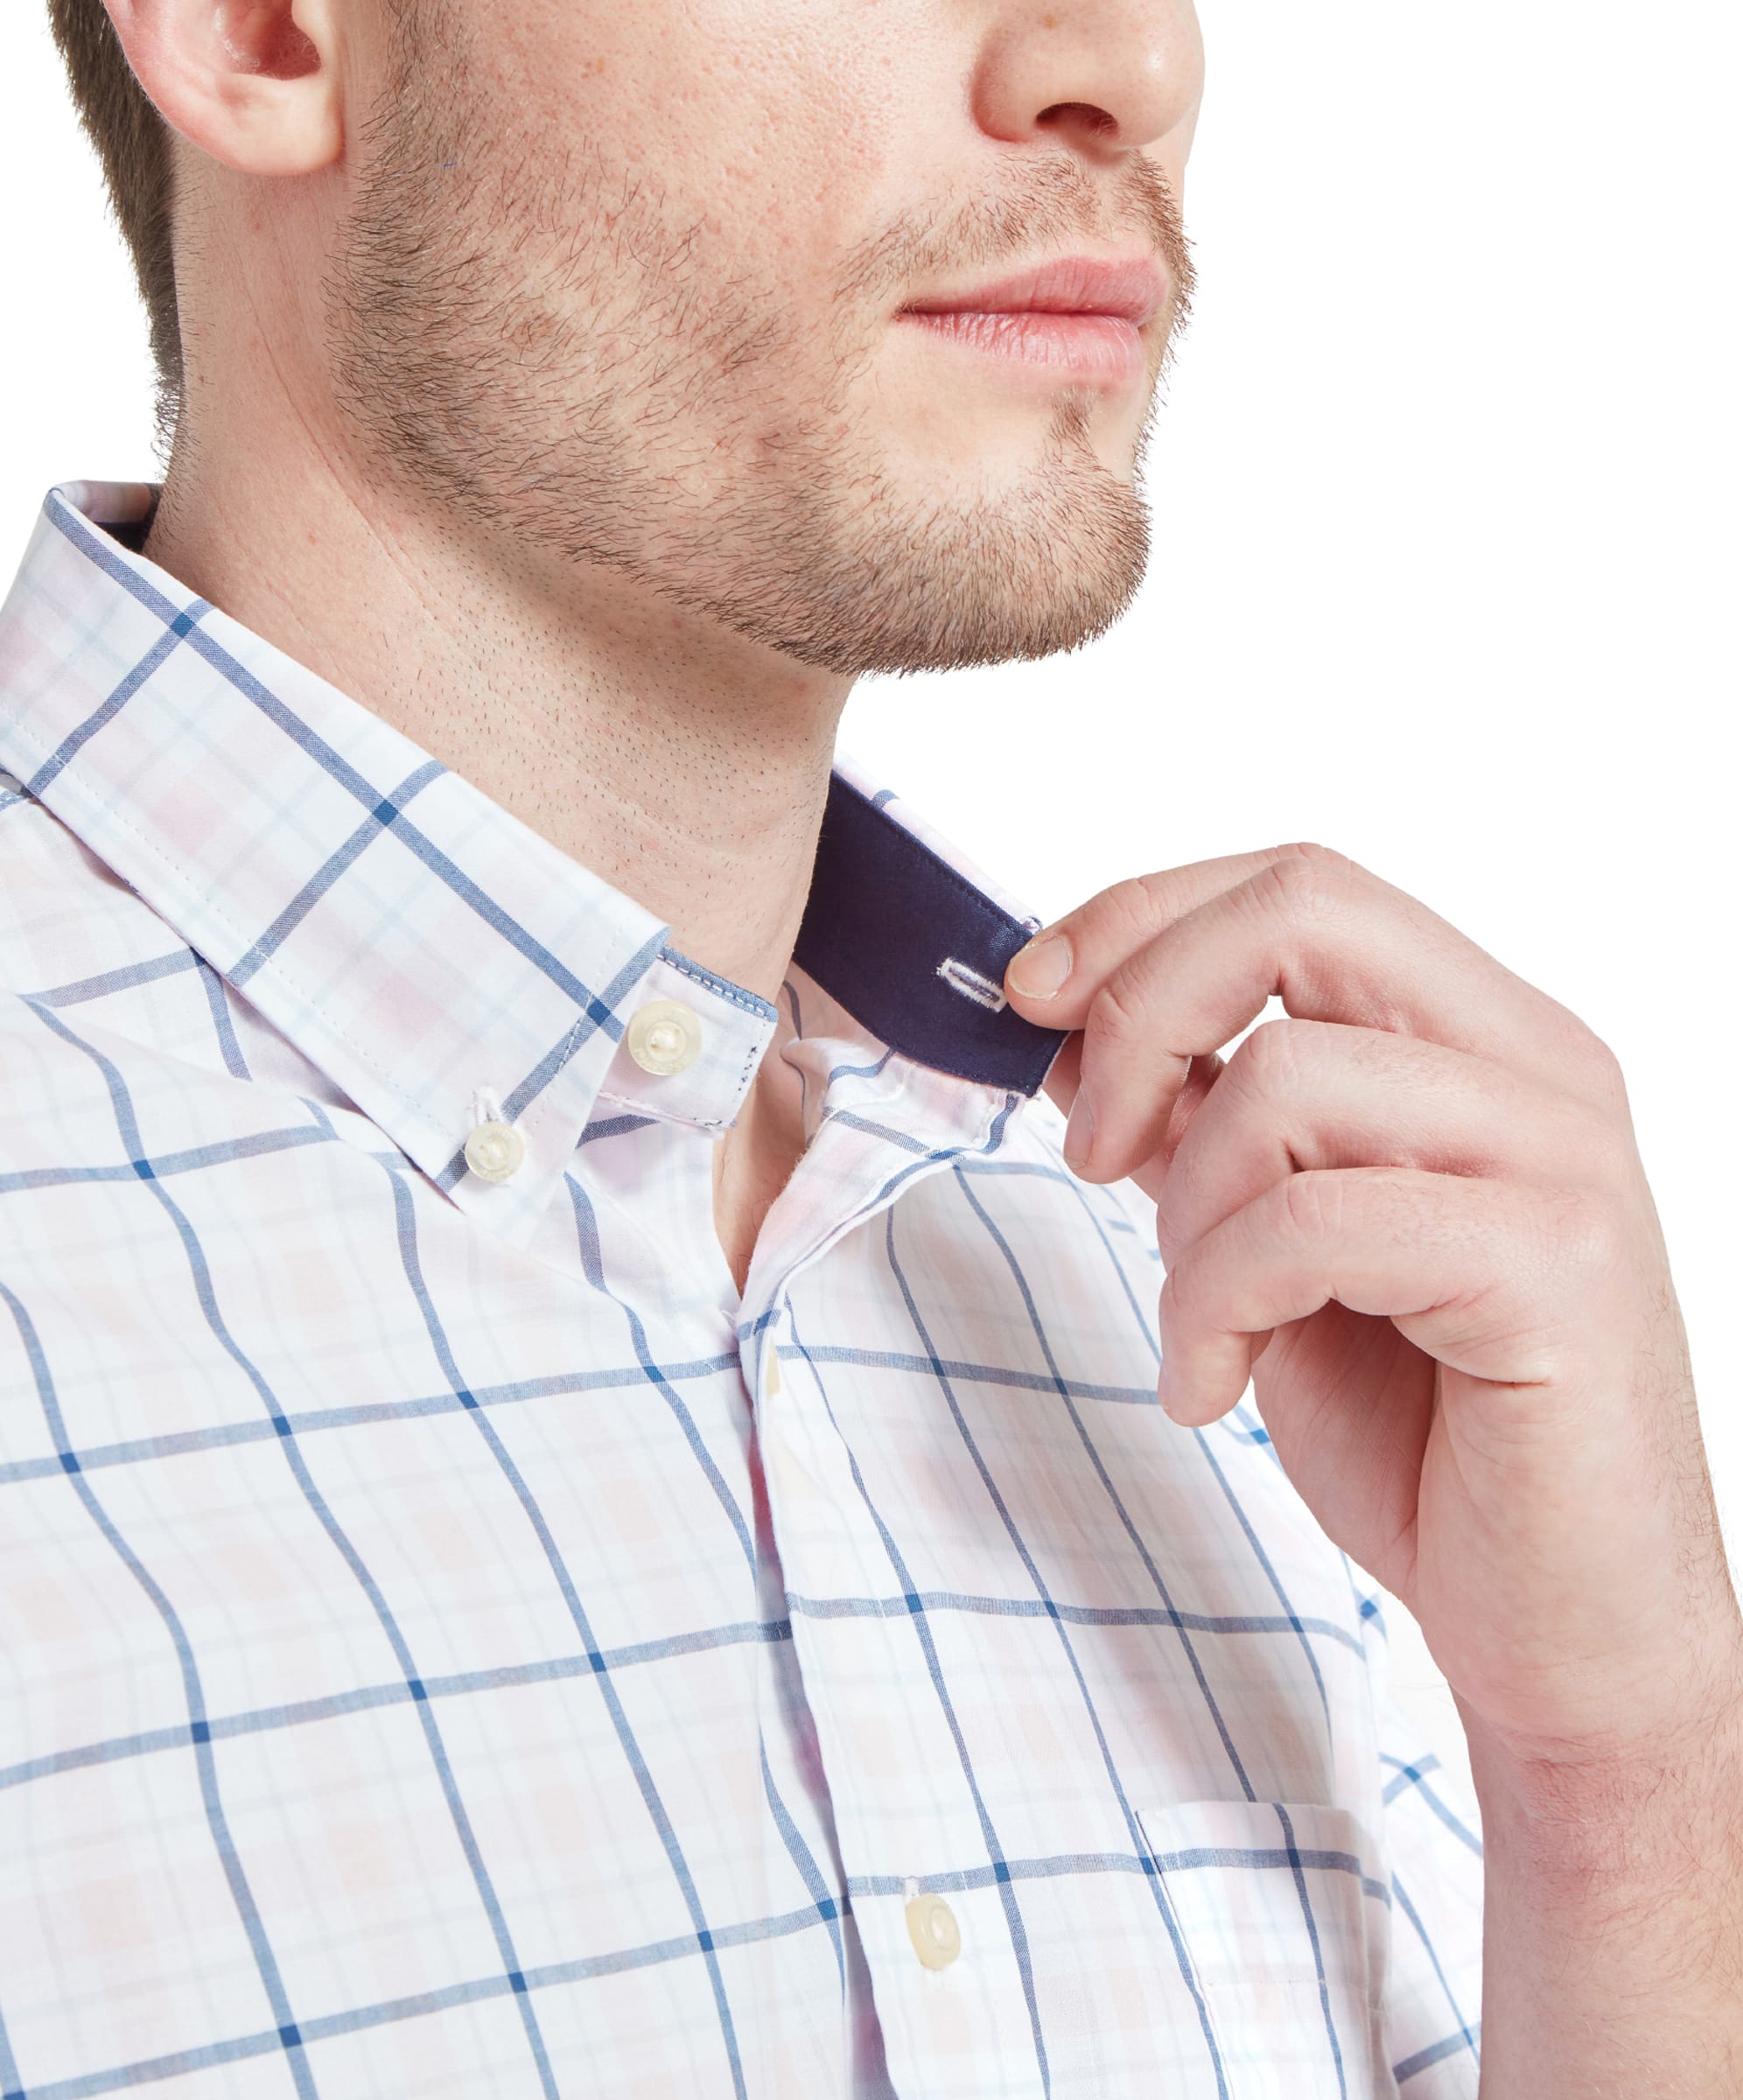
[1036, 102, 1120, 139]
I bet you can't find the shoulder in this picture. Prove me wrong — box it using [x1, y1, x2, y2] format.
[0, 771, 184, 1001]
[0, 773, 211, 1130]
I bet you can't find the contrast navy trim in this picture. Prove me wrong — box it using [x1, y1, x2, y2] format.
[795, 774, 1068, 1094]
[662, 946, 780, 1022]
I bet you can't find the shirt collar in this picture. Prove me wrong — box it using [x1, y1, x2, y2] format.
[0, 481, 1066, 1245]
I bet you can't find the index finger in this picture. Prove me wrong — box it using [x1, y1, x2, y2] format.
[1005, 844, 1313, 1013]
[1005, 842, 1620, 1182]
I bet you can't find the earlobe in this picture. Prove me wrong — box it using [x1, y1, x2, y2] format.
[101, 0, 343, 179]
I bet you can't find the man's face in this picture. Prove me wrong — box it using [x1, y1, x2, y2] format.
[326, 0, 1203, 676]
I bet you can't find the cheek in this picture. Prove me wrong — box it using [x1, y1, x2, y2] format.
[490, 0, 932, 298]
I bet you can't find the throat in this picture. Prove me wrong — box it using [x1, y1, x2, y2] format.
[711, 1046, 809, 1297]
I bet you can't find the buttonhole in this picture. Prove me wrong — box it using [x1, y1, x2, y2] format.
[936, 957, 1008, 1013]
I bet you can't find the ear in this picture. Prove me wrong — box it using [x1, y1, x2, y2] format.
[100, 0, 345, 178]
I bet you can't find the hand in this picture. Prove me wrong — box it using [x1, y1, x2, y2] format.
[1004, 842, 1743, 1781]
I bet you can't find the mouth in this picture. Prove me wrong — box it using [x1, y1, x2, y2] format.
[894, 255, 1167, 390]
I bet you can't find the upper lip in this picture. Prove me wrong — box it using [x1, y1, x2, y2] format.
[900, 255, 1168, 326]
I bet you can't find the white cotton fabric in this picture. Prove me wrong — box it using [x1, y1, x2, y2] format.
[0, 483, 1484, 2100]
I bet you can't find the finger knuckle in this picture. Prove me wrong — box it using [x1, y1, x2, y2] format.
[1542, 1184, 1631, 1284]
[1256, 843, 1362, 923]
[1576, 1027, 1629, 1108]
[1087, 973, 1145, 1048]
[1538, 998, 1630, 1109]
[1098, 874, 1169, 946]
[1279, 839, 1351, 868]
[1280, 1168, 1346, 1242]
[1560, 1093, 1635, 1186]
[1231, 1014, 1325, 1095]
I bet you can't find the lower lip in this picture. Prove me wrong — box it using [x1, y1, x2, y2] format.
[896, 309, 1146, 388]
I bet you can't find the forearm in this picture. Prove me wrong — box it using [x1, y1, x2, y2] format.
[1464, 1690, 1743, 2097]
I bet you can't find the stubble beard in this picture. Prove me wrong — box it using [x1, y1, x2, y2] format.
[325, 2, 1193, 678]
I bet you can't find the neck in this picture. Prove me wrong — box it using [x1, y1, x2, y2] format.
[140, 416, 853, 1006]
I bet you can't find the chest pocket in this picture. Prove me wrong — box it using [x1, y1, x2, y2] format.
[1138, 1799, 1396, 2100]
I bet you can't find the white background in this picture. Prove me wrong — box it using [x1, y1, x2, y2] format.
[4, 2, 1739, 1798]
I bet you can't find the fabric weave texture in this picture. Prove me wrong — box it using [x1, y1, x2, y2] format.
[0, 483, 1484, 2100]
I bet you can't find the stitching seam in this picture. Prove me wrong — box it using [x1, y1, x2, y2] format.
[660, 949, 779, 1019]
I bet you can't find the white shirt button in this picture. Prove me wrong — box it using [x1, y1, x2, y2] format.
[464, 1118, 526, 1184]
[904, 1893, 961, 1970]
[626, 1000, 703, 1076]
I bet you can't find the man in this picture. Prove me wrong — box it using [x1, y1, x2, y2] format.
[1, 0, 1737, 2092]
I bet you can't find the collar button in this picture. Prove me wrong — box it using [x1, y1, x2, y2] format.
[626, 1000, 703, 1076]
[464, 1117, 526, 1183]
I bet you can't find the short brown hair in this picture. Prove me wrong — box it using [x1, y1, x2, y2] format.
[46, 0, 181, 442]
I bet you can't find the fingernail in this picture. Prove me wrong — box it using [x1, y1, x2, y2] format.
[1006, 933, 1072, 1000]
[1063, 1082, 1096, 1170]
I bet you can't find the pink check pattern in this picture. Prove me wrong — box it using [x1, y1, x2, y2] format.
[0, 482, 1484, 2100]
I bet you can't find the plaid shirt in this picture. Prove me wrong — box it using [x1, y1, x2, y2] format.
[0, 482, 1483, 2100]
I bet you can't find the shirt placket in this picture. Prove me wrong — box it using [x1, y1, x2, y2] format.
[740, 1072, 1051, 2100]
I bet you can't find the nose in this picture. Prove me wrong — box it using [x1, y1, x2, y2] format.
[972, 0, 1202, 163]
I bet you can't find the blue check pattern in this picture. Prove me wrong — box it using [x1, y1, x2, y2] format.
[0, 483, 1484, 2099]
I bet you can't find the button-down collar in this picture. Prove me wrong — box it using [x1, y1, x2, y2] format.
[0, 481, 1067, 1249]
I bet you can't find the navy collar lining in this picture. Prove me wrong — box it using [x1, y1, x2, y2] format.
[794, 773, 1067, 1096]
